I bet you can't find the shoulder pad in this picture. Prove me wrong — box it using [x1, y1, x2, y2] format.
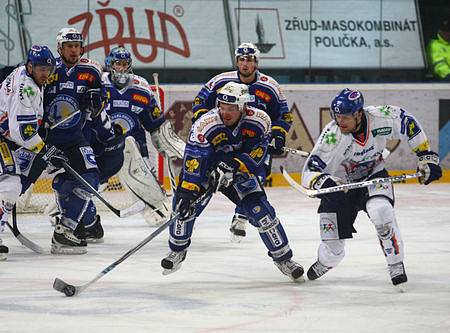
[256, 72, 285, 99]
[205, 71, 237, 90]
[245, 107, 271, 133]
[365, 105, 400, 119]
[132, 75, 152, 91]
[316, 122, 343, 153]
[78, 57, 103, 74]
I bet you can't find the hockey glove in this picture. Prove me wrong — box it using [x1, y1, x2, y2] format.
[42, 145, 68, 172]
[80, 88, 107, 118]
[215, 155, 240, 190]
[268, 131, 286, 156]
[175, 189, 199, 219]
[311, 174, 345, 201]
[417, 151, 442, 185]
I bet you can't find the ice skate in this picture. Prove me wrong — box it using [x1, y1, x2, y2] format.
[274, 259, 305, 282]
[229, 213, 247, 243]
[83, 215, 104, 243]
[307, 260, 332, 280]
[51, 223, 87, 255]
[0, 238, 8, 261]
[161, 249, 187, 275]
[388, 262, 407, 291]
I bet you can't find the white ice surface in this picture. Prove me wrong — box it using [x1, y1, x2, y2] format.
[1, 184, 450, 333]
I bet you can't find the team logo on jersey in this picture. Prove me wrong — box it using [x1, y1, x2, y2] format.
[255, 89, 271, 103]
[379, 105, 392, 116]
[16, 149, 34, 175]
[260, 76, 268, 82]
[152, 106, 161, 118]
[47, 94, 79, 129]
[59, 81, 74, 90]
[77, 72, 95, 82]
[77, 85, 87, 94]
[371, 127, 392, 137]
[113, 100, 130, 108]
[211, 133, 227, 146]
[197, 133, 205, 143]
[242, 128, 256, 137]
[250, 147, 263, 159]
[406, 118, 421, 139]
[80, 146, 97, 169]
[19, 84, 35, 108]
[111, 113, 136, 133]
[283, 113, 294, 123]
[47, 73, 58, 85]
[323, 132, 337, 145]
[185, 158, 200, 174]
[132, 94, 149, 105]
[194, 97, 202, 105]
[245, 109, 254, 116]
[19, 123, 38, 141]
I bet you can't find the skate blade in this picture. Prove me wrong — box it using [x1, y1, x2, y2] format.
[394, 283, 407, 293]
[162, 264, 182, 276]
[230, 233, 245, 243]
[86, 238, 104, 244]
[0, 255, 7, 261]
[51, 244, 87, 255]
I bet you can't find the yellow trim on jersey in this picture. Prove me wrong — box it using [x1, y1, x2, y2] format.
[271, 126, 287, 135]
[181, 180, 200, 192]
[412, 141, 430, 153]
[234, 158, 250, 174]
[193, 108, 209, 119]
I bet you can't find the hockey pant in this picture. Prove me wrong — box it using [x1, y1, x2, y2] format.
[168, 173, 293, 262]
[317, 172, 403, 268]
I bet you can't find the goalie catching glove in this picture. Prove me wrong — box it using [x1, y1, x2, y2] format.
[417, 151, 442, 185]
[151, 120, 185, 160]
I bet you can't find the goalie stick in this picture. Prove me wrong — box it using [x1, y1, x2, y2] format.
[152, 72, 178, 192]
[280, 165, 422, 197]
[62, 161, 145, 218]
[5, 205, 47, 254]
[53, 185, 214, 297]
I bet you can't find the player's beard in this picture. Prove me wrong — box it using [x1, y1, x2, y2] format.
[239, 68, 256, 79]
[63, 54, 79, 67]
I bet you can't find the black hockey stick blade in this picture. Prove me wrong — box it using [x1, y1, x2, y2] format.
[53, 278, 79, 297]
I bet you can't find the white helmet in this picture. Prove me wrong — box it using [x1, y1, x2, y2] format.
[56, 27, 83, 49]
[217, 82, 251, 112]
[235, 42, 260, 62]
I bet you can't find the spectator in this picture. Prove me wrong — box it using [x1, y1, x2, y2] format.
[426, 16, 450, 80]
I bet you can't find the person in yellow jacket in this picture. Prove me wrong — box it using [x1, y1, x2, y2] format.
[427, 16, 450, 80]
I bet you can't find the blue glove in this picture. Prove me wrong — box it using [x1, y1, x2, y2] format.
[269, 131, 286, 155]
[42, 145, 68, 171]
[175, 190, 199, 219]
[80, 88, 107, 117]
[417, 151, 442, 185]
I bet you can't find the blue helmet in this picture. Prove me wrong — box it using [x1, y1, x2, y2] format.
[108, 46, 132, 88]
[27, 45, 56, 67]
[330, 88, 364, 119]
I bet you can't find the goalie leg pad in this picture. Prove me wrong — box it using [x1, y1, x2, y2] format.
[120, 137, 169, 225]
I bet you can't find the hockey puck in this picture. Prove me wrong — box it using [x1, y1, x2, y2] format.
[63, 285, 76, 297]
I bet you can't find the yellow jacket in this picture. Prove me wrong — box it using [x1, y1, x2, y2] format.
[426, 33, 450, 79]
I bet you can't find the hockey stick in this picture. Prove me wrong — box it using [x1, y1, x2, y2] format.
[280, 166, 422, 197]
[282, 147, 310, 157]
[152, 72, 178, 192]
[6, 205, 47, 254]
[50, 110, 81, 129]
[53, 186, 214, 297]
[61, 161, 145, 218]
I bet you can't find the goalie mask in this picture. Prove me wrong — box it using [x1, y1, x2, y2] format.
[108, 46, 133, 89]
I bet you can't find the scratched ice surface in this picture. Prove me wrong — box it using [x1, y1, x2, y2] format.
[1, 185, 450, 333]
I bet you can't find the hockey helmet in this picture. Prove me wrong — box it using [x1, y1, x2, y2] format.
[235, 42, 260, 62]
[27, 45, 56, 68]
[330, 88, 364, 120]
[217, 82, 251, 112]
[108, 46, 133, 88]
[56, 27, 84, 49]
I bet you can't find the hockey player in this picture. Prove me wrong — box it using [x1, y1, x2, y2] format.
[102, 46, 184, 225]
[301, 88, 442, 288]
[0, 45, 56, 260]
[43, 27, 108, 254]
[161, 82, 304, 281]
[192, 42, 292, 242]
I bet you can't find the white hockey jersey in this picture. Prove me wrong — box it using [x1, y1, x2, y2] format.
[302, 105, 430, 188]
[0, 65, 45, 152]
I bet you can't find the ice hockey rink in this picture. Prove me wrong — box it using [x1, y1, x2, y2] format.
[1, 184, 450, 333]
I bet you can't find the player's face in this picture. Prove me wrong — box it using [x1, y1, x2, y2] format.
[219, 102, 242, 127]
[236, 56, 257, 82]
[112, 59, 130, 73]
[27, 63, 55, 87]
[59, 42, 82, 67]
[335, 112, 361, 133]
